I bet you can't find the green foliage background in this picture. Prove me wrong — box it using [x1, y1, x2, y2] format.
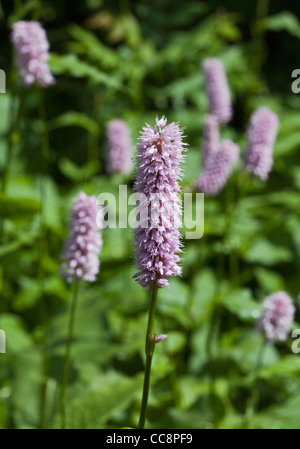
[0, 0, 300, 429]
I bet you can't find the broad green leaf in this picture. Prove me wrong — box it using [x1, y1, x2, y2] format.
[48, 112, 99, 135]
[263, 12, 300, 39]
[243, 238, 292, 265]
[260, 356, 300, 379]
[52, 373, 143, 429]
[190, 269, 217, 325]
[59, 158, 101, 182]
[254, 267, 285, 293]
[0, 194, 40, 218]
[49, 53, 122, 89]
[220, 288, 259, 321]
[0, 314, 32, 353]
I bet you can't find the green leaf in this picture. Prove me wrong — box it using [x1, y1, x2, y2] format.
[0, 95, 11, 136]
[52, 373, 143, 429]
[158, 279, 191, 327]
[260, 356, 300, 379]
[220, 288, 259, 321]
[275, 130, 300, 157]
[254, 267, 285, 293]
[177, 376, 210, 409]
[0, 314, 32, 353]
[190, 269, 217, 325]
[48, 112, 99, 136]
[0, 194, 40, 218]
[10, 350, 42, 429]
[49, 53, 122, 89]
[163, 331, 187, 355]
[263, 12, 300, 39]
[68, 24, 121, 68]
[250, 395, 300, 429]
[0, 228, 39, 258]
[8, 0, 38, 26]
[59, 158, 101, 182]
[243, 238, 292, 266]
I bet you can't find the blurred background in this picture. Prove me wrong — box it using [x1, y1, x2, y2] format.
[1, 0, 300, 429]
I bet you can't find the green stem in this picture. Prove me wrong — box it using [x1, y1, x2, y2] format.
[138, 287, 158, 429]
[246, 337, 266, 423]
[39, 89, 50, 168]
[38, 87, 51, 428]
[60, 280, 80, 429]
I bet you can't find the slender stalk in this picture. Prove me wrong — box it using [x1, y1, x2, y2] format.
[246, 337, 266, 423]
[39, 89, 50, 167]
[60, 280, 80, 429]
[138, 287, 158, 429]
[38, 88, 51, 429]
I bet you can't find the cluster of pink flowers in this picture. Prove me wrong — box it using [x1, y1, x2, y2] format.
[106, 119, 133, 175]
[61, 192, 103, 283]
[133, 116, 186, 290]
[11, 21, 54, 87]
[257, 292, 295, 343]
[202, 58, 232, 124]
[244, 107, 279, 180]
[195, 58, 239, 194]
[195, 139, 239, 194]
[195, 58, 279, 195]
[202, 114, 220, 168]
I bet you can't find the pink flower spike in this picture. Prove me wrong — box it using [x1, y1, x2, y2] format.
[202, 58, 232, 124]
[244, 107, 279, 180]
[60, 192, 103, 283]
[202, 114, 220, 169]
[106, 119, 133, 175]
[257, 292, 295, 343]
[133, 116, 187, 290]
[11, 21, 54, 87]
[195, 139, 239, 195]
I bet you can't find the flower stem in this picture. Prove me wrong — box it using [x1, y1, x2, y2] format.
[138, 287, 158, 429]
[38, 88, 51, 429]
[39, 89, 50, 168]
[60, 280, 80, 429]
[246, 337, 266, 423]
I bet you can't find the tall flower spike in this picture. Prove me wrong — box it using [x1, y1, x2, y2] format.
[202, 58, 232, 124]
[244, 107, 279, 180]
[202, 114, 220, 169]
[257, 292, 295, 343]
[61, 192, 103, 283]
[133, 116, 187, 290]
[11, 21, 54, 87]
[195, 139, 239, 195]
[106, 119, 133, 175]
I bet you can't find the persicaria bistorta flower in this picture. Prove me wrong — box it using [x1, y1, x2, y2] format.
[202, 114, 220, 169]
[61, 192, 103, 283]
[11, 20, 54, 87]
[106, 119, 133, 174]
[153, 334, 168, 343]
[194, 139, 239, 195]
[257, 292, 295, 343]
[244, 107, 279, 180]
[202, 58, 232, 124]
[133, 116, 187, 290]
